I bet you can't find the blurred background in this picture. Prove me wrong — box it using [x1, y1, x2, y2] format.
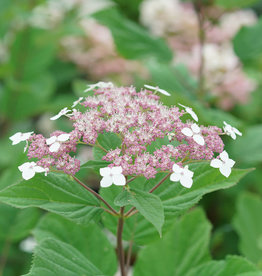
[0, 0, 262, 275]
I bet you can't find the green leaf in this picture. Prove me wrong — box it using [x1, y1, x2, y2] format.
[33, 213, 117, 276]
[101, 163, 252, 244]
[215, 0, 260, 9]
[187, 256, 261, 276]
[92, 7, 172, 62]
[0, 204, 40, 242]
[80, 160, 110, 173]
[233, 193, 262, 266]
[133, 208, 211, 276]
[130, 188, 164, 235]
[0, 173, 103, 226]
[233, 18, 262, 66]
[230, 125, 262, 164]
[24, 238, 106, 276]
[114, 189, 132, 207]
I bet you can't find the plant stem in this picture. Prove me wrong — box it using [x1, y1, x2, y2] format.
[124, 172, 171, 217]
[0, 239, 11, 276]
[72, 176, 119, 216]
[117, 207, 126, 276]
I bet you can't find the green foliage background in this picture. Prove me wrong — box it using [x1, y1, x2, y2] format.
[0, 0, 262, 275]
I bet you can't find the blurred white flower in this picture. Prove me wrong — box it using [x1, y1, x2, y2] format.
[181, 123, 205, 146]
[178, 103, 198, 121]
[144, 84, 171, 96]
[210, 150, 235, 177]
[46, 133, 70, 152]
[72, 97, 84, 108]
[100, 166, 126, 187]
[223, 121, 242, 140]
[84, 81, 114, 92]
[9, 132, 33, 145]
[50, 107, 71, 120]
[170, 164, 194, 188]
[18, 162, 48, 180]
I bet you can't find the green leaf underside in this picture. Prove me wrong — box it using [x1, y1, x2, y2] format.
[101, 163, 252, 244]
[24, 239, 106, 276]
[92, 7, 173, 62]
[233, 193, 262, 265]
[33, 213, 117, 276]
[0, 173, 103, 226]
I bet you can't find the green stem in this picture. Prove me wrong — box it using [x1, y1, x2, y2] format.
[72, 176, 118, 216]
[117, 207, 126, 276]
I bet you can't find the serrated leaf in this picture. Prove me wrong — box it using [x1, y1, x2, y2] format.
[24, 238, 106, 276]
[233, 193, 262, 265]
[92, 7, 172, 62]
[33, 213, 117, 276]
[133, 208, 211, 276]
[114, 189, 132, 207]
[0, 173, 103, 226]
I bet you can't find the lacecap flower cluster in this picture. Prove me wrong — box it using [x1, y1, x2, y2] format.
[10, 83, 241, 188]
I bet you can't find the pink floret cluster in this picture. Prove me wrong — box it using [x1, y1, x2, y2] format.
[26, 86, 224, 178]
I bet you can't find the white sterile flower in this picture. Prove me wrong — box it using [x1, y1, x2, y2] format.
[210, 150, 235, 178]
[99, 166, 126, 188]
[46, 133, 70, 152]
[9, 132, 33, 145]
[178, 103, 198, 122]
[170, 164, 194, 188]
[50, 107, 71, 121]
[144, 84, 171, 96]
[72, 97, 83, 108]
[18, 162, 48, 180]
[223, 121, 242, 140]
[84, 81, 114, 92]
[181, 123, 205, 146]
[20, 237, 37, 253]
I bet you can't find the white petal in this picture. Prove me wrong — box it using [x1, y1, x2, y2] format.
[181, 127, 193, 137]
[220, 151, 229, 162]
[9, 132, 22, 145]
[219, 164, 231, 178]
[233, 127, 242, 136]
[22, 132, 33, 140]
[210, 159, 223, 168]
[226, 158, 235, 168]
[180, 175, 193, 188]
[34, 166, 46, 173]
[193, 134, 205, 146]
[100, 167, 111, 177]
[144, 84, 156, 90]
[22, 168, 35, 180]
[112, 174, 126, 186]
[172, 164, 183, 173]
[100, 176, 113, 187]
[230, 132, 236, 140]
[18, 162, 32, 172]
[184, 166, 194, 178]
[223, 121, 230, 127]
[50, 114, 61, 121]
[49, 142, 61, 152]
[178, 103, 187, 109]
[57, 133, 70, 142]
[191, 123, 200, 133]
[46, 136, 57, 145]
[158, 88, 171, 96]
[186, 108, 198, 122]
[170, 172, 181, 182]
[111, 166, 123, 175]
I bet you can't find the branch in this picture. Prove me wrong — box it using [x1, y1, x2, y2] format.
[72, 175, 119, 216]
[117, 207, 126, 276]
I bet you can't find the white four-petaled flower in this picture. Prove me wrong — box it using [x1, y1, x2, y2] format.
[144, 84, 171, 96]
[50, 107, 71, 121]
[100, 166, 126, 188]
[223, 121, 242, 140]
[178, 103, 198, 122]
[46, 133, 70, 152]
[210, 150, 235, 177]
[84, 82, 114, 92]
[18, 162, 48, 180]
[181, 123, 205, 146]
[9, 132, 33, 145]
[170, 164, 194, 188]
[72, 97, 83, 108]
